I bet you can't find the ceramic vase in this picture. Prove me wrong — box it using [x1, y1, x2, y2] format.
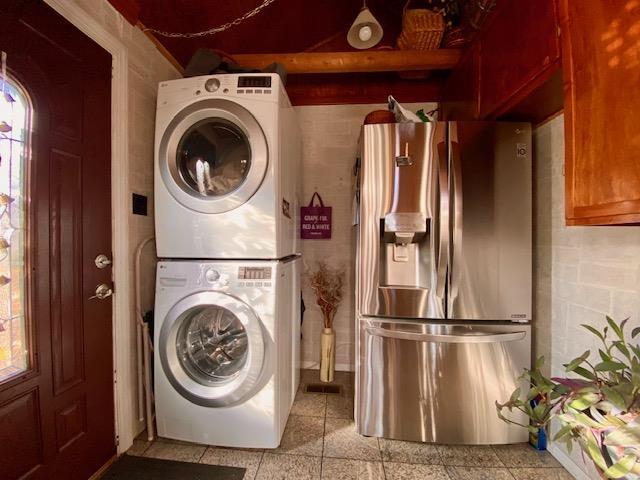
[319, 327, 335, 382]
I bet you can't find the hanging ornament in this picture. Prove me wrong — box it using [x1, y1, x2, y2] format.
[0, 193, 14, 216]
[0, 237, 9, 260]
[0, 121, 11, 133]
[0, 193, 14, 206]
[0, 275, 10, 286]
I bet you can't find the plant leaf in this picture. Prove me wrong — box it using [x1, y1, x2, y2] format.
[573, 366, 597, 381]
[601, 386, 628, 411]
[604, 423, 640, 447]
[569, 409, 604, 429]
[553, 423, 574, 441]
[600, 349, 612, 362]
[532, 402, 548, 422]
[620, 318, 629, 331]
[568, 392, 600, 411]
[607, 316, 625, 341]
[565, 350, 591, 372]
[602, 454, 636, 479]
[585, 431, 608, 471]
[594, 360, 627, 372]
[632, 326, 640, 339]
[604, 413, 627, 427]
[612, 341, 632, 361]
[509, 387, 521, 404]
[582, 323, 605, 342]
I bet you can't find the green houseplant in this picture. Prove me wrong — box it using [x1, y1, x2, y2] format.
[496, 317, 640, 479]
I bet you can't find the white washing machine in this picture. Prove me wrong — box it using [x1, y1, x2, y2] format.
[154, 257, 301, 448]
[154, 73, 301, 259]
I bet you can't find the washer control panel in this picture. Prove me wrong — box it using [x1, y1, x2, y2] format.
[238, 267, 272, 280]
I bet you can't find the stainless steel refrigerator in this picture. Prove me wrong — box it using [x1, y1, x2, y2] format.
[355, 121, 532, 445]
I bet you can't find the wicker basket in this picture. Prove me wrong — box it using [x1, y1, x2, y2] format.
[396, 1, 445, 50]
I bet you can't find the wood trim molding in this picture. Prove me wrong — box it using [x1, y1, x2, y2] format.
[44, 0, 133, 456]
[567, 213, 640, 226]
[232, 49, 462, 74]
[568, 199, 640, 226]
[558, 0, 578, 223]
[286, 74, 444, 106]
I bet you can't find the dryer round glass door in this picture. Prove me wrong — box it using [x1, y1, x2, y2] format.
[176, 118, 251, 198]
[159, 291, 267, 407]
[159, 98, 268, 214]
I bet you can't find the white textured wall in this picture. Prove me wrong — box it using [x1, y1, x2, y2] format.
[56, 0, 180, 451]
[295, 103, 437, 371]
[534, 114, 640, 478]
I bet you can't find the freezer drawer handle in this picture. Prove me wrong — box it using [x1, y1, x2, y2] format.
[365, 324, 526, 344]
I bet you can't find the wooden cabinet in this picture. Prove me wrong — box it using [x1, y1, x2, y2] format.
[479, 0, 560, 118]
[442, 0, 562, 123]
[441, 43, 481, 120]
[560, 0, 640, 225]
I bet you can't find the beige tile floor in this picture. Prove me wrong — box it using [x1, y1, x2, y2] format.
[127, 370, 574, 480]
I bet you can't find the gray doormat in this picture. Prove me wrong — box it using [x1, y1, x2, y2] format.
[102, 455, 246, 480]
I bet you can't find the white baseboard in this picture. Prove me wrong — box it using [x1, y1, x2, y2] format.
[301, 360, 354, 372]
[548, 443, 593, 480]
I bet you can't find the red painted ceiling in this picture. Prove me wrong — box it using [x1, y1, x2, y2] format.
[136, 0, 408, 66]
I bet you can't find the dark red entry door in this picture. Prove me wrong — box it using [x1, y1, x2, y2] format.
[0, 1, 115, 479]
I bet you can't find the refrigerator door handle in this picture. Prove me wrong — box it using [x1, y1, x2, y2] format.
[365, 323, 526, 344]
[435, 141, 449, 299]
[449, 123, 463, 301]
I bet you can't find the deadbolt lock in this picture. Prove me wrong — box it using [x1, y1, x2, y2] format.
[90, 283, 113, 300]
[95, 254, 112, 269]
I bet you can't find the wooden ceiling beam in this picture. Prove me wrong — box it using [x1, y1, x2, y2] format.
[230, 49, 462, 74]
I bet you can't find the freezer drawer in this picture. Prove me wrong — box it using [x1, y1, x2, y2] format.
[356, 317, 530, 444]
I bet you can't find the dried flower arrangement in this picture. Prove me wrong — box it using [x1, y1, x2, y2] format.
[308, 261, 345, 329]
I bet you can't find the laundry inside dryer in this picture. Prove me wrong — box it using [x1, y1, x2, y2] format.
[177, 118, 250, 197]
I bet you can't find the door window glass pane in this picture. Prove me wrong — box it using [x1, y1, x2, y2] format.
[176, 305, 248, 385]
[0, 78, 30, 383]
[176, 119, 251, 197]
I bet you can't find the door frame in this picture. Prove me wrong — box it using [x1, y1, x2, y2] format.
[44, 0, 135, 455]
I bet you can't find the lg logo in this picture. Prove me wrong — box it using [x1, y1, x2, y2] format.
[517, 143, 528, 158]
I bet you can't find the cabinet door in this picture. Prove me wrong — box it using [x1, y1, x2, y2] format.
[560, 0, 640, 225]
[441, 44, 480, 120]
[479, 0, 560, 118]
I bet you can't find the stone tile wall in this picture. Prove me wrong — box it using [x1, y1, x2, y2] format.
[534, 114, 640, 477]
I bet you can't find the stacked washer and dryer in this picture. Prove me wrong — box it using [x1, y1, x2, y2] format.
[153, 73, 302, 448]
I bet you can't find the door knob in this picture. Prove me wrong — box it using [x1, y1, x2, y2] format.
[95, 254, 112, 269]
[90, 283, 113, 300]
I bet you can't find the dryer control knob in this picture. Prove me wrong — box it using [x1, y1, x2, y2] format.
[204, 78, 220, 93]
[205, 269, 220, 283]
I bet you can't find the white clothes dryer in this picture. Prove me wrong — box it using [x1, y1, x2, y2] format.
[154, 257, 301, 448]
[154, 74, 301, 259]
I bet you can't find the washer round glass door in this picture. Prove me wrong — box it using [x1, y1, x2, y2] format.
[159, 291, 266, 407]
[159, 99, 268, 214]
